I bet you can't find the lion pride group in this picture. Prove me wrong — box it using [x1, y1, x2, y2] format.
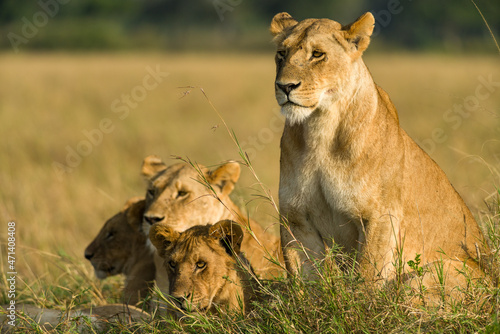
[80, 11, 495, 324]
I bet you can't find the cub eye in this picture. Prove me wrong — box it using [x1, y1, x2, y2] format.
[312, 51, 324, 58]
[106, 231, 114, 240]
[196, 261, 206, 269]
[176, 190, 188, 198]
[147, 188, 155, 197]
[277, 50, 286, 59]
[168, 261, 176, 270]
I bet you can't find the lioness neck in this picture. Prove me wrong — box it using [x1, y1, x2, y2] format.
[285, 60, 385, 159]
[122, 238, 155, 305]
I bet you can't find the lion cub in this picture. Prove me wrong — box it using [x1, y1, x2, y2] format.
[85, 197, 155, 306]
[149, 220, 255, 315]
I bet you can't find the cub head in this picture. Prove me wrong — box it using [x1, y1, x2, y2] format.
[141, 155, 241, 238]
[270, 12, 375, 124]
[149, 220, 244, 313]
[84, 197, 147, 279]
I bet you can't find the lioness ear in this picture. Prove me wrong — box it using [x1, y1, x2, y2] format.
[206, 162, 240, 196]
[142, 155, 167, 180]
[270, 12, 298, 37]
[149, 224, 178, 258]
[209, 220, 244, 255]
[342, 12, 375, 57]
[125, 198, 146, 232]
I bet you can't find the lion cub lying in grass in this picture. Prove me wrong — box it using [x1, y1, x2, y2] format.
[84, 197, 155, 306]
[149, 220, 256, 315]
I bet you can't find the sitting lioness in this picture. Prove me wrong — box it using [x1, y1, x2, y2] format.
[149, 220, 255, 315]
[271, 12, 492, 293]
[84, 197, 155, 305]
[141, 155, 282, 280]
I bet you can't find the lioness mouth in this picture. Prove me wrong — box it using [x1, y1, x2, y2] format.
[283, 100, 316, 109]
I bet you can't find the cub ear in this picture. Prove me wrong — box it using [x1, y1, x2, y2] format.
[270, 12, 298, 37]
[142, 155, 167, 180]
[342, 12, 375, 57]
[209, 220, 244, 255]
[125, 198, 146, 232]
[149, 224, 178, 258]
[206, 161, 240, 196]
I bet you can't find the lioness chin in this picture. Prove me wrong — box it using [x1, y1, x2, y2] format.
[271, 12, 492, 300]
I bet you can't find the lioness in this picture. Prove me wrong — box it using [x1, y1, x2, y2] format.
[84, 197, 155, 305]
[149, 220, 255, 315]
[271, 12, 491, 291]
[141, 155, 282, 280]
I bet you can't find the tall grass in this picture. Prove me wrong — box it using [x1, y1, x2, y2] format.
[2, 196, 499, 333]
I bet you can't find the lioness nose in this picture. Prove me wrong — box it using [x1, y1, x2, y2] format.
[277, 82, 301, 95]
[144, 215, 164, 225]
[84, 250, 93, 260]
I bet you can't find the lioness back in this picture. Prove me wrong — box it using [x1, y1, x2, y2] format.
[271, 12, 491, 299]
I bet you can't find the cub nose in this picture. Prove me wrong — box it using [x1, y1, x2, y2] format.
[171, 293, 191, 310]
[277, 82, 301, 95]
[144, 215, 164, 225]
[171, 296, 183, 309]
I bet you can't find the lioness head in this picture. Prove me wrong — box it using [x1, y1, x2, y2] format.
[270, 12, 375, 124]
[141, 155, 241, 238]
[149, 220, 248, 313]
[84, 197, 147, 279]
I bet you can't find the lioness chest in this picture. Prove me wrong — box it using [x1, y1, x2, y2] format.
[279, 140, 373, 254]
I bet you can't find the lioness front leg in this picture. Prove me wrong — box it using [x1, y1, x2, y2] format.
[280, 220, 326, 278]
[357, 214, 402, 283]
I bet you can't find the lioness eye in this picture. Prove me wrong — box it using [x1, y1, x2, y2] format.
[176, 190, 188, 198]
[312, 51, 324, 58]
[196, 261, 206, 269]
[147, 188, 155, 197]
[168, 261, 176, 270]
[106, 231, 114, 240]
[277, 50, 286, 58]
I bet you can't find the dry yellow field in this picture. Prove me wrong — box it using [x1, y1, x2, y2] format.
[0, 52, 499, 283]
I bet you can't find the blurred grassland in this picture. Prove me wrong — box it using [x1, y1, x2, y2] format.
[0, 51, 499, 285]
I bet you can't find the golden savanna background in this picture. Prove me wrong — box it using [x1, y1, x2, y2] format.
[0, 1, 499, 324]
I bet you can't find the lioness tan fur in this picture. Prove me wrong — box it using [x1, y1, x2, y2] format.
[84, 197, 155, 305]
[271, 12, 491, 294]
[141, 156, 282, 283]
[149, 220, 255, 315]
